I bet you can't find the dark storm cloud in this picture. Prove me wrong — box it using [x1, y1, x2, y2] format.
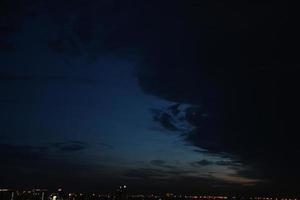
[132, 0, 300, 194]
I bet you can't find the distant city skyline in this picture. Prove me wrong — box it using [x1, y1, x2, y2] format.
[1, 187, 300, 200]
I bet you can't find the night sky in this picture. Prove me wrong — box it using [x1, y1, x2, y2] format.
[1, 0, 300, 195]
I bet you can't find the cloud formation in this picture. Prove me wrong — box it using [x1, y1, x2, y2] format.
[51, 141, 88, 152]
[1, 0, 300, 194]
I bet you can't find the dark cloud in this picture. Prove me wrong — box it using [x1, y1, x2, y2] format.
[150, 159, 165, 166]
[191, 159, 214, 167]
[150, 104, 201, 134]
[124, 167, 195, 182]
[150, 160, 176, 169]
[190, 159, 242, 169]
[123, 167, 255, 194]
[151, 108, 180, 131]
[0, 141, 110, 189]
[233, 168, 264, 181]
[215, 160, 241, 167]
[124, 168, 169, 180]
[0, 143, 48, 165]
[51, 141, 88, 152]
[0, 141, 88, 175]
[0, 141, 88, 167]
[0, 73, 98, 85]
[97, 142, 114, 150]
[133, 0, 300, 194]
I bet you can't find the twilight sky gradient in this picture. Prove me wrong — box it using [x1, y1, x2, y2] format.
[1, 0, 300, 195]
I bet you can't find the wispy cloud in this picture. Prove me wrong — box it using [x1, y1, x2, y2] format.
[50, 140, 88, 152]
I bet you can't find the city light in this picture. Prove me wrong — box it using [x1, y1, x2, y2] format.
[1, 188, 300, 200]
